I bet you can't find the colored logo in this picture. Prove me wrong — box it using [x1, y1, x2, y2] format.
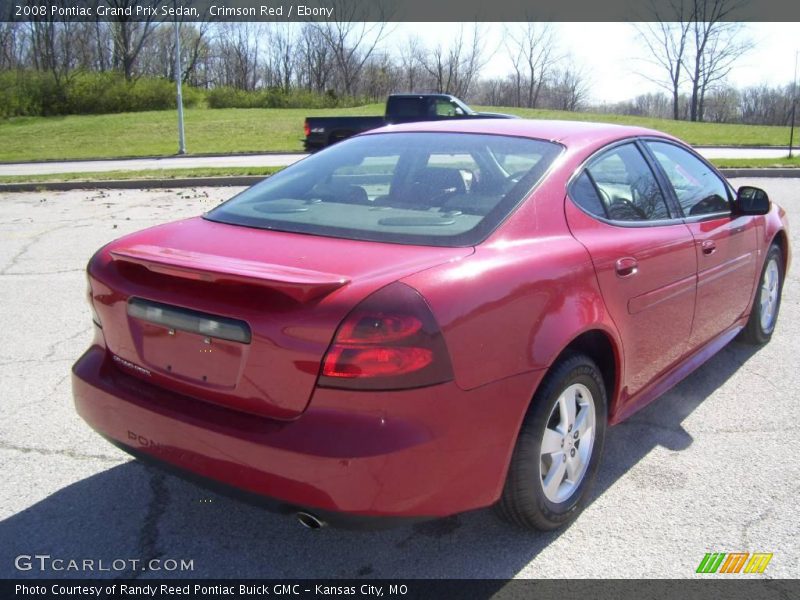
[696, 552, 773, 574]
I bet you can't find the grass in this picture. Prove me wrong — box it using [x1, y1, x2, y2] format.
[479, 106, 795, 147]
[707, 157, 800, 168]
[0, 103, 794, 163]
[0, 105, 383, 162]
[0, 166, 282, 185]
[0, 157, 796, 186]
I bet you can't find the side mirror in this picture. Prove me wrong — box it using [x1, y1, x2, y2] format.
[734, 186, 770, 216]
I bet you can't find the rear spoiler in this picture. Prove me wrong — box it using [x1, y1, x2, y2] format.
[110, 245, 349, 302]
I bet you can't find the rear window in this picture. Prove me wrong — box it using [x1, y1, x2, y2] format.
[205, 132, 562, 247]
[387, 97, 427, 118]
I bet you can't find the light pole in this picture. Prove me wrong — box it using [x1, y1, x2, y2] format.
[174, 12, 187, 155]
[790, 50, 797, 159]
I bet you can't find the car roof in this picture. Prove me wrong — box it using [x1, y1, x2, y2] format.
[388, 93, 454, 99]
[364, 118, 679, 150]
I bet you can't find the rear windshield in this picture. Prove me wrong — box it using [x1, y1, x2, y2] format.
[387, 97, 427, 118]
[205, 132, 562, 247]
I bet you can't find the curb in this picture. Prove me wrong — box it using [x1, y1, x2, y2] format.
[0, 151, 306, 166]
[718, 168, 800, 178]
[0, 175, 268, 192]
[0, 169, 798, 193]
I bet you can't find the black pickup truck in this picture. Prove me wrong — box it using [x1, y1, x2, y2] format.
[303, 94, 516, 151]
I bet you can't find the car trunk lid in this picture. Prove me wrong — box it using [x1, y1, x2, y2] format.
[89, 217, 472, 420]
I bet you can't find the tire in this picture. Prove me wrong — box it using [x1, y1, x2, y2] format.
[740, 244, 784, 345]
[497, 353, 607, 530]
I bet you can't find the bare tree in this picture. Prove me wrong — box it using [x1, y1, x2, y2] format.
[702, 85, 739, 122]
[106, 0, 163, 80]
[637, 0, 752, 122]
[739, 83, 795, 126]
[504, 22, 557, 108]
[685, 15, 752, 121]
[213, 22, 262, 90]
[420, 24, 488, 99]
[361, 51, 398, 101]
[309, 2, 391, 96]
[26, 18, 85, 99]
[398, 35, 424, 93]
[548, 63, 590, 111]
[266, 23, 296, 92]
[137, 22, 210, 85]
[474, 77, 510, 106]
[0, 22, 25, 70]
[635, 0, 693, 120]
[298, 24, 334, 93]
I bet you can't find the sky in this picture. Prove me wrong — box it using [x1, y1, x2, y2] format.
[392, 22, 800, 104]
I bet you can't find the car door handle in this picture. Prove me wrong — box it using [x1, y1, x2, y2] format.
[615, 257, 638, 278]
[701, 240, 717, 255]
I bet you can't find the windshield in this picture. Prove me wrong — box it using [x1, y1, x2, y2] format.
[205, 132, 562, 247]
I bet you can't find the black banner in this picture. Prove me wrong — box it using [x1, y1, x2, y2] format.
[3, 579, 799, 600]
[2, 0, 800, 22]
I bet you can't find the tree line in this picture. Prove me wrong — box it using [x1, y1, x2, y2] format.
[0, 9, 795, 126]
[0, 19, 590, 109]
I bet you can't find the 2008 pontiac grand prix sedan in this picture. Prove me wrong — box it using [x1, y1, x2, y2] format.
[72, 119, 790, 530]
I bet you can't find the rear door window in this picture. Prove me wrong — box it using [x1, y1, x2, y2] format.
[571, 143, 671, 223]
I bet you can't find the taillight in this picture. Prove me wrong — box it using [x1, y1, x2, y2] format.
[303, 120, 311, 138]
[318, 282, 453, 390]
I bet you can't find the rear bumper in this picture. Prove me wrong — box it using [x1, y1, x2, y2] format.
[72, 345, 540, 520]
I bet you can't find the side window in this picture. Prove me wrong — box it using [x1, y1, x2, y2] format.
[571, 143, 670, 222]
[435, 100, 459, 117]
[389, 98, 425, 118]
[646, 141, 730, 217]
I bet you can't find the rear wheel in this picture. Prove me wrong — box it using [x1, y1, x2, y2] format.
[497, 353, 607, 530]
[740, 244, 783, 345]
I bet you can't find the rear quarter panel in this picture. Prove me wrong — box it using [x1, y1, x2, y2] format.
[403, 236, 620, 393]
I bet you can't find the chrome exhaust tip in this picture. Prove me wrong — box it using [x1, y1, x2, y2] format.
[296, 511, 326, 529]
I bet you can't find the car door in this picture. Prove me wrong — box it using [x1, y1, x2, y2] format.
[643, 140, 759, 348]
[564, 141, 697, 400]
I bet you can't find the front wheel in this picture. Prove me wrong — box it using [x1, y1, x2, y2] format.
[740, 244, 784, 345]
[497, 353, 607, 530]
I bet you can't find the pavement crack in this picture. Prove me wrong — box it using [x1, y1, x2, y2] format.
[740, 482, 800, 548]
[42, 326, 93, 361]
[0, 357, 73, 367]
[0, 439, 122, 463]
[617, 420, 687, 434]
[0, 268, 85, 277]
[1, 224, 69, 275]
[46, 373, 70, 398]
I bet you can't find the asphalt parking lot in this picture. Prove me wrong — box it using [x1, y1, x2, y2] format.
[0, 178, 797, 579]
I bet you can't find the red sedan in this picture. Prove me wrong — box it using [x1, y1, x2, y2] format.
[72, 120, 790, 530]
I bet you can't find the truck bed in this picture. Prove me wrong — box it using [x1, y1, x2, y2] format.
[304, 116, 386, 152]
